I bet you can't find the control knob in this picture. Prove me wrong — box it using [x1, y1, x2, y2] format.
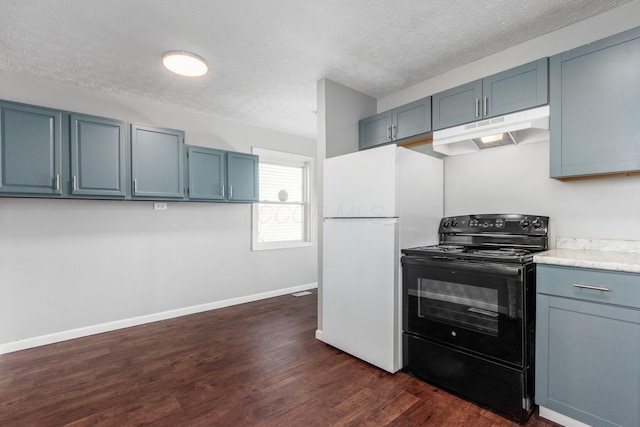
[519, 218, 530, 229]
[451, 219, 458, 227]
[532, 217, 543, 229]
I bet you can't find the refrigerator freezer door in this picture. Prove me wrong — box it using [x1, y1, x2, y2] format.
[321, 218, 400, 373]
[324, 144, 397, 218]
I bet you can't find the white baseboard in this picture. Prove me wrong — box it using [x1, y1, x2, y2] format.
[538, 406, 591, 427]
[315, 329, 324, 341]
[0, 282, 317, 355]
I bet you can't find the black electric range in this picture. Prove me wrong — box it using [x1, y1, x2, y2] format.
[401, 213, 549, 422]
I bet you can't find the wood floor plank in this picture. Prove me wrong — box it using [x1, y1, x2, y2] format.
[0, 290, 560, 426]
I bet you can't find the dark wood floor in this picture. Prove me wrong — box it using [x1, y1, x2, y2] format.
[0, 290, 560, 426]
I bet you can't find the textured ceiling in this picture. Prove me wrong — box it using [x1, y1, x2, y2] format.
[0, 0, 633, 138]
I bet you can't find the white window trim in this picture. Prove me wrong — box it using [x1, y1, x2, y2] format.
[252, 147, 314, 251]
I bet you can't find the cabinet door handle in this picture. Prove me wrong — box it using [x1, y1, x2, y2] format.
[392, 124, 397, 140]
[55, 174, 60, 190]
[133, 179, 138, 193]
[229, 185, 233, 199]
[73, 175, 78, 192]
[386, 125, 391, 140]
[475, 99, 480, 118]
[573, 283, 610, 292]
[221, 185, 225, 197]
[483, 96, 488, 116]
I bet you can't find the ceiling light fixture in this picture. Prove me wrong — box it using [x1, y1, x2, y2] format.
[162, 51, 208, 77]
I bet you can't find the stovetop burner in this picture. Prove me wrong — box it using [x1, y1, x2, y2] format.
[402, 245, 539, 262]
[402, 214, 549, 264]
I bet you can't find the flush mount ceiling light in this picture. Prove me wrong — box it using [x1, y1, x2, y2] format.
[161, 51, 208, 77]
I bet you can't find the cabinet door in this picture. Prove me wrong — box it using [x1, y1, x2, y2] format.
[131, 124, 184, 199]
[0, 102, 62, 195]
[392, 97, 431, 140]
[227, 152, 258, 202]
[536, 294, 640, 427]
[483, 58, 548, 118]
[70, 114, 126, 197]
[187, 146, 226, 200]
[359, 111, 392, 150]
[550, 27, 640, 178]
[431, 80, 482, 130]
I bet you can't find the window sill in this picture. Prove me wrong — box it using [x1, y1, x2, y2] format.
[252, 240, 313, 251]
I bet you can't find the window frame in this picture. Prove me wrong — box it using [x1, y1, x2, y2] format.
[251, 148, 313, 251]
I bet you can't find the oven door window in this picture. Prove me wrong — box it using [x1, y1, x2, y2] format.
[416, 279, 500, 336]
[403, 258, 527, 367]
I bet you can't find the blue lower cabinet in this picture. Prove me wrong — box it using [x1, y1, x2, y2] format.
[536, 265, 640, 427]
[0, 102, 63, 195]
[70, 114, 127, 197]
[131, 124, 185, 199]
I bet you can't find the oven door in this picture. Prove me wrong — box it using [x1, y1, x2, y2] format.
[402, 255, 526, 367]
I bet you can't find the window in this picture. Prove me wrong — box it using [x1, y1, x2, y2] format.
[252, 148, 312, 250]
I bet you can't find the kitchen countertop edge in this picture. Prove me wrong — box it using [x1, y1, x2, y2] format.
[534, 248, 640, 274]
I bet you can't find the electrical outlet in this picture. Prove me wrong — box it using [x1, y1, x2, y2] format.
[153, 202, 168, 210]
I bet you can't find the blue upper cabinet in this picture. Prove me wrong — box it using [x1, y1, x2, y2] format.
[0, 102, 62, 195]
[226, 152, 259, 202]
[550, 27, 640, 178]
[359, 97, 431, 150]
[432, 58, 548, 131]
[187, 146, 226, 201]
[131, 124, 184, 199]
[359, 111, 393, 150]
[70, 114, 127, 197]
[432, 80, 483, 131]
[392, 98, 432, 140]
[187, 146, 258, 203]
[483, 58, 548, 118]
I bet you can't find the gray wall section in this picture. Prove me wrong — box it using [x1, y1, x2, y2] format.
[0, 70, 317, 346]
[323, 79, 376, 159]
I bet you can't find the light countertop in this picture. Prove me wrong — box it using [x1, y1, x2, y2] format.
[534, 237, 640, 274]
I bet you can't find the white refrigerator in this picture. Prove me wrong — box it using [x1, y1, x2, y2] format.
[318, 144, 443, 373]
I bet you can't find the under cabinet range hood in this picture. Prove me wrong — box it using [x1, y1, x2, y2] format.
[432, 105, 550, 156]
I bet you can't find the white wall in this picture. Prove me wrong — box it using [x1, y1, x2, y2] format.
[377, 1, 640, 246]
[444, 142, 640, 244]
[0, 71, 317, 352]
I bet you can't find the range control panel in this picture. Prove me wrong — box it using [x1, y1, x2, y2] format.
[439, 214, 548, 235]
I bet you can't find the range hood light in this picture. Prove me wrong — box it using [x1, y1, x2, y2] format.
[473, 132, 516, 149]
[479, 134, 504, 144]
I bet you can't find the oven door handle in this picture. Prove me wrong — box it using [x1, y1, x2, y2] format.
[402, 256, 522, 276]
